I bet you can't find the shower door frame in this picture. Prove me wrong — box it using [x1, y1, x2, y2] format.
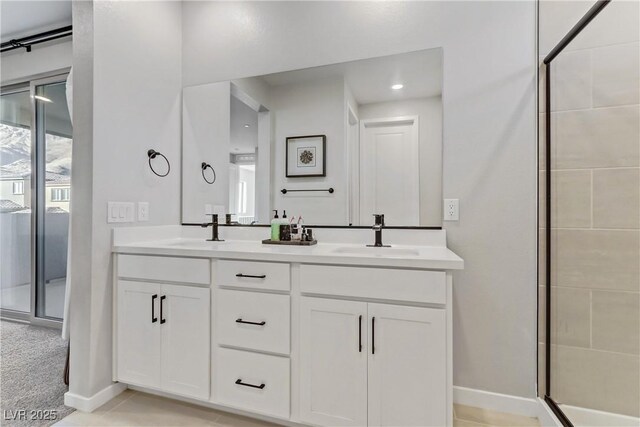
[541, 1, 611, 426]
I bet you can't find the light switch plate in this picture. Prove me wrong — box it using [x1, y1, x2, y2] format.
[107, 202, 135, 223]
[138, 202, 149, 221]
[444, 199, 459, 221]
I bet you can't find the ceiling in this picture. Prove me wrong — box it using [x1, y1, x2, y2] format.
[1, 0, 71, 42]
[261, 48, 443, 105]
[230, 95, 258, 154]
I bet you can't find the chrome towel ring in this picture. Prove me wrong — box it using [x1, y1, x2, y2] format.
[147, 149, 170, 177]
[201, 162, 216, 184]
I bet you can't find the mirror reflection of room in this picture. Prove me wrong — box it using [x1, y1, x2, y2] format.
[182, 48, 443, 227]
[229, 96, 258, 225]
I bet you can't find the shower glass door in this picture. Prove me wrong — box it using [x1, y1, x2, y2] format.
[540, 1, 640, 425]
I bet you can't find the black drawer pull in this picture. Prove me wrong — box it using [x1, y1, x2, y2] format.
[372, 316, 375, 355]
[235, 273, 267, 279]
[235, 379, 265, 389]
[236, 318, 266, 326]
[151, 294, 158, 323]
[160, 295, 166, 324]
[358, 315, 362, 352]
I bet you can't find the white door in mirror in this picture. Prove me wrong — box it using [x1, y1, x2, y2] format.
[443, 199, 459, 221]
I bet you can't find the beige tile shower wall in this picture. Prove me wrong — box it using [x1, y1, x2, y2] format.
[538, 0, 640, 417]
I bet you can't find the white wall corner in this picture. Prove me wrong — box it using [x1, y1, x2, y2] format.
[64, 382, 127, 413]
[453, 386, 540, 418]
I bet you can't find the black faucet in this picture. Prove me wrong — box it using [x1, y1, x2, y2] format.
[367, 214, 390, 247]
[202, 214, 224, 241]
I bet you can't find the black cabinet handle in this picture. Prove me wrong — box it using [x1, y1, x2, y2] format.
[371, 316, 375, 355]
[236, 318, 266, 326]
[151, 294, 158, 323]
[235, 379, 265, 389]
[358, 315, 362, 352]
[235, 273, 267, 279]
[160, 295, 166, 324]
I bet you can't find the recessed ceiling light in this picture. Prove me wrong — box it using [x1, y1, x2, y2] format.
[391, 84, 404, 90]
[33, 95, 52, 103]
[244, 124, 250, 128]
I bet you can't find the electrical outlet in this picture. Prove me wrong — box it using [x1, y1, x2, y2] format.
[444, 199, 459, 221]
[138, 202, 149, 221]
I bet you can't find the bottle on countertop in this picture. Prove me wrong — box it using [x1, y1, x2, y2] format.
[291, 216, 302, 241]
[271, 210, 281, 241]
[280, 210, 291, 241]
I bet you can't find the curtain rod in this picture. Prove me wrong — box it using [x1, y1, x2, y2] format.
[1, 25, 72, 53]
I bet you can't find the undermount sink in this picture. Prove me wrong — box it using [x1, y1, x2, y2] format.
[331, 246, 420, 257]
[163, 239, 227, 248]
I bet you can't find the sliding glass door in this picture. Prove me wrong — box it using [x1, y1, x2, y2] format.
[0, 87, 32, 316]
[0, 73, 72, 324]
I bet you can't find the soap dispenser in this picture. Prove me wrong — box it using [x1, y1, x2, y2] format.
[271, 210, 281, 241]
[280, 210, 291, 241]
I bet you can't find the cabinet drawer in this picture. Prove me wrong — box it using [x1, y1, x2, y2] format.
[118, 255, 210, 285]
[300, 264, 446, 304]
[217, 289, 290, 355]
[217, 260, 290, 291]
[216, 347, 290, 419]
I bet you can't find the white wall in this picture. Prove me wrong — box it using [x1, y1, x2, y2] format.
[358, 96, 442, 226]
[69, 0, 182, 398]
[0, 40, 72, 85]
[183, 1, 537, 398]
[271, 76, 347, 225]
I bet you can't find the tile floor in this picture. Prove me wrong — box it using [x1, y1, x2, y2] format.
[54, 390, 540, 427]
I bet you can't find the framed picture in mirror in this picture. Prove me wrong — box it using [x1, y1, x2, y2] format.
[286, 135, 326, 177]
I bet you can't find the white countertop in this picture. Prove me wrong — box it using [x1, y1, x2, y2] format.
[113, 238, 464, 270]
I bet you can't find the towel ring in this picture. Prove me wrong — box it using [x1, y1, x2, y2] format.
[201, 162, 216, 184]
[147, 149, 170, 177]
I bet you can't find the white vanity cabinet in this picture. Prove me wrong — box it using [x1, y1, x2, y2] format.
[299, 264, 450, 427]
[112, 237, 460, 427]
[214, 260, 292, 419]
[114, 255, 210, 400]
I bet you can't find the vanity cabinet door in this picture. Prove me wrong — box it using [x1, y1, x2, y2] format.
[116, 280, 162, 389]
[300, 297, 368, 426]
[367, 304, 446, 427]
[160, 284, 210, 400]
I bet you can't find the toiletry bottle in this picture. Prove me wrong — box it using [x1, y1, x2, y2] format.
[280, 210, 291, 241]
[294, 216, 303, 241]
[271, 210, 280, 241]
[289, 216, 300, 241]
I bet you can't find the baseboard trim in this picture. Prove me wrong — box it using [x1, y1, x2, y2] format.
[560, 403, 640, 427]
[453, 386, 540, 418]
[64, 382, 127, 413]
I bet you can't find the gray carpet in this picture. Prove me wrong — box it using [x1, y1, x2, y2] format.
[1, 320, 74, 427]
